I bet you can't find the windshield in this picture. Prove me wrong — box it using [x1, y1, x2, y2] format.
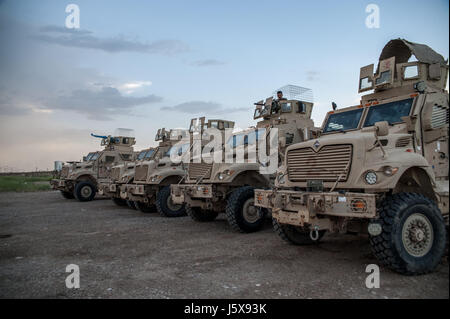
[85, 152, 95, 161]
[364, 98, 413, 127]
[137, 151, 147, 160]
[90, 152, 100, 161]
[144, 149, 155, 159]
[323, 108, 364, 133]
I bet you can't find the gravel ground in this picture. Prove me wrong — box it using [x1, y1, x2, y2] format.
[0, 191, 448, 299]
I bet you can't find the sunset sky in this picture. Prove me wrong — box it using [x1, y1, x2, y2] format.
[0, 0, 448, 171]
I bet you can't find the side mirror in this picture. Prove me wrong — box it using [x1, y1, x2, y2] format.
[374, 121, 389, 137]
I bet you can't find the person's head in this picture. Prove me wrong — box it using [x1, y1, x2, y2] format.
[277, 91, 283, 99]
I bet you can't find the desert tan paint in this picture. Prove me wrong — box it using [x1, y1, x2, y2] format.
[255, 39, 449, 233]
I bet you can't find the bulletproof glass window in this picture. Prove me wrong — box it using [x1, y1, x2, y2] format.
[298, 102, 306, 113]
[105, 156, 115, 163]
[137, 151, 147, 160]
[280, 102, 292, 113]
[375, 70, 391, 85]
[364, 98, 413, 127]
[403, 65, 419, 79]
[323, 109, 364, 133]
[144, 149, 155, 159]
[360, 77, 373, 90]
[90, 153, 100, 161]
[85, 152, 95, 161]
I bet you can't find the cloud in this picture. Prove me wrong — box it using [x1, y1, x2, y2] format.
[191, 59, 226, 67]
[117, 81, 152, 94]
[161, 101, 247, 115]
[41, 86, 163, 120]
[32, 25, 190, 55]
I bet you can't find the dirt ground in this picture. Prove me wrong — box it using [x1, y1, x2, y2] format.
[0, 191, 448, 299]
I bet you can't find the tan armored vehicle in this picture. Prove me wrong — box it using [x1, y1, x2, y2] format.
[254, 39, 449, 275]
[98, 147, 156, 208]
[122, 127, 192, 215]
[51, 132, 136, 202]
[171, 86, 316, 232]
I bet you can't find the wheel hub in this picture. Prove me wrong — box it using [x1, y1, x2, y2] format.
[81, 186, 92, 198]
[242, 198, 260, 224]
[166, 196, 181, 211]
[402, 213, 433, 257]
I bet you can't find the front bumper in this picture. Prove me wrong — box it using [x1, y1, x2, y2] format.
[171, 184, 213, 205]
[98, 182, 118, 197]
[50, 179, 70, 191]
[123, 183, 156, 202]
[254, 189, 377, 227]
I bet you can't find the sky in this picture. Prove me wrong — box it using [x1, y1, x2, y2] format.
[0, 0, 448, 171]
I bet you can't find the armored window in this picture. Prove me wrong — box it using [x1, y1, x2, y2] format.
[360, 77, 373, 90]
[375, 70, 391, 86]
[122, 138, 130, 144]
[280, 103, 292, 113]
[403, 65, 419, 80]
[144, 149, 155, 159]
[105, 156, 115, 163]
[297, 102, 306, 113]
[90, 153, 100, 161]
[209, 121, 219, 129]
[137, 151, 147, 160]
[364, 98, 413, 127]
[323, 109, 364, 133]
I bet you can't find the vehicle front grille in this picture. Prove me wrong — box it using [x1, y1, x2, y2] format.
[134, 165, 148, 181]
[188, 163, 213, 180]
[287, 144, 352, 182]
[111, 167, 121, 181]
[60, 166, 69, 178]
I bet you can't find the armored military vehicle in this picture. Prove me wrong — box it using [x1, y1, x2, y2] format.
[125, 119, 234, 216]
[51, 131, 136, 202]
[171, 86, 316, 232]
[254, 39, 449, 275]
[98, 147, 156, 208]
[121, 127, 189, 215]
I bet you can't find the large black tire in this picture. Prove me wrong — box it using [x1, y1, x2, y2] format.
[112, 197, 127, 207]
[369, 193, 446, 275]
[60, 191, 74, 199]
[73, 181, 96, 202]
[126, 200, 137, 210]
[135, 201, 156, 213]
[156, 185, 186, 217]
[273, 218, 326, 245]
[186, 206, 218, 222]
[226, 186, 266, 233]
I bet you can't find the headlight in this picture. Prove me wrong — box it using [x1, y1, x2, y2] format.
[217, 170, 234, 180]
[151, 176, 159, 182]
[277, 173, 286, 184]
[364, 171, 377, 185]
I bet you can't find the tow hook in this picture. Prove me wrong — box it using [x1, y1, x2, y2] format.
[310, 226, 320, 241]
